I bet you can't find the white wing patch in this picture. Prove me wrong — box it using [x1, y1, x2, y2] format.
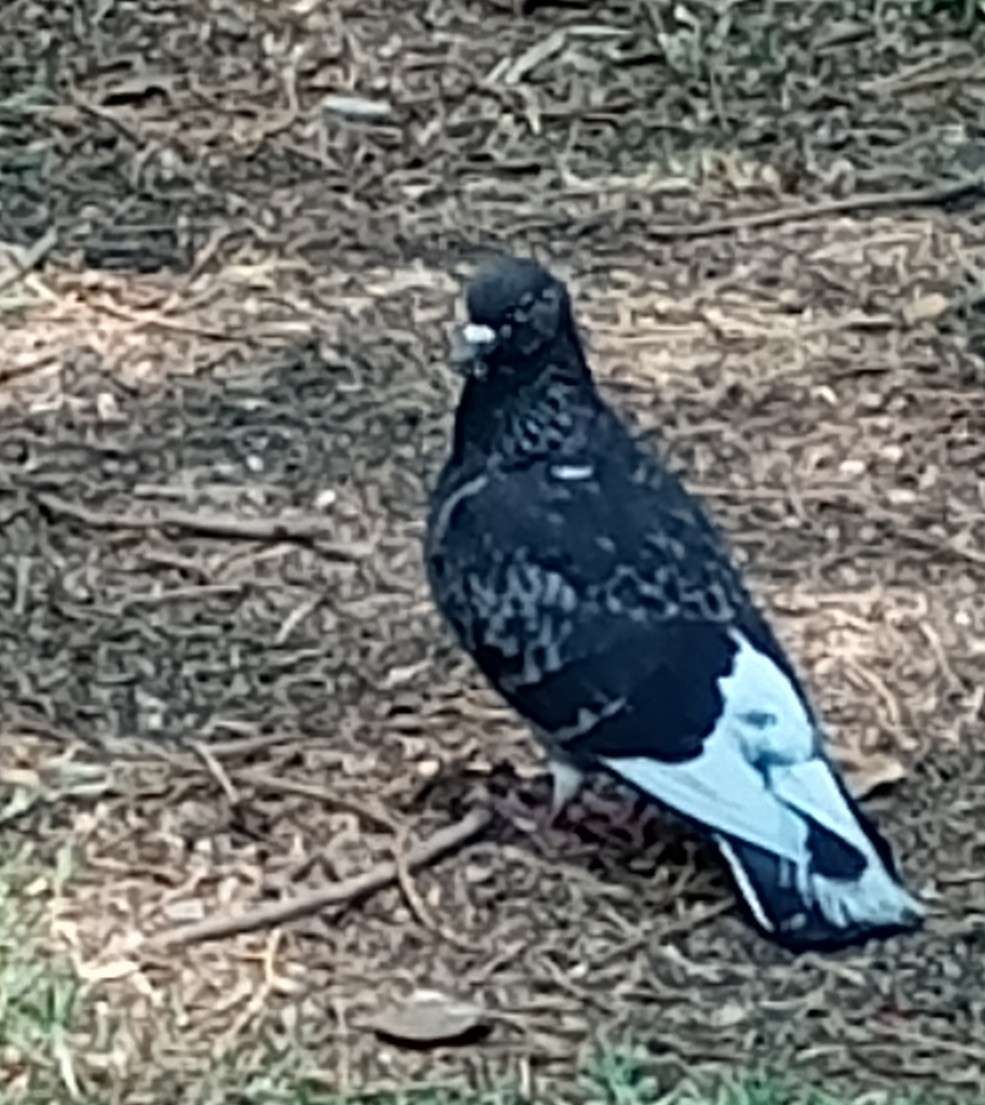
[601, 735, 808, 864]
[717, 630, 815, 766]
[600, 631, 815, 861]
[769, 758, 864, 842]
[598, 631, 923, 933]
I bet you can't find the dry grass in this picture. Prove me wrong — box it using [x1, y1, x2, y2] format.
[1, 0, 985, 1102]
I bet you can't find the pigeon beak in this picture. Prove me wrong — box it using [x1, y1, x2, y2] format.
[451, 323, 497, 378]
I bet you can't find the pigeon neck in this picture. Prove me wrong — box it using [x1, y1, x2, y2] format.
[453, 350, 596, 467]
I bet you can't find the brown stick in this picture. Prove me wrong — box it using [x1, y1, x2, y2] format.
[35, 492, 366, 553]
[0, 354, 60, 385]
[238, 768, 402, 834]
[92, 300, 264, 345]
[638, 174, 984, 241]
[194, 731, 300, 758]
[145, 806, 493, 948]
[392, 822, 476, 951]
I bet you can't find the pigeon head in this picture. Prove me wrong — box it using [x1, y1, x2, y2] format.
[452, 256, 576, 379]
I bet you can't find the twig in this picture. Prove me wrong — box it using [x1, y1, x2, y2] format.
[690, 483, 985, 570]
[238, 768, 402, 834]
[145, 805, 492, 948]
[393, 823, 476, 951]
[91, 300, 262, 345]
[0, 354, 59, 385]
[70, 96, 145, 147]
[197, 731, 307, 758]
[901, 527, 985, 569]
[190, 740, 240, 806]
[35, 492, 363, 552]
[590, 900, 732, 971]
[0, 227, 58, 297]
[862, 58, 984, 97]
[638, 174, 985, 242]
[220, 929, 282, 1047]
[122, 584, 245, 608]
[867, 1021, 985, 1063]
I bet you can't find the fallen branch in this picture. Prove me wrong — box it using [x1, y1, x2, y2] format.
[639, 174, 984, 241]
[35, 492, 365, 553]
[145, 805, 493, 948]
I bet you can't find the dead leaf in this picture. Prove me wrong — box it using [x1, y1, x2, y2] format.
[903, 292, 950, 326]
[371, 989, 490, 1048]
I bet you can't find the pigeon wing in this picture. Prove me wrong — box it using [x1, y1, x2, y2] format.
[426, 429, 775, 764]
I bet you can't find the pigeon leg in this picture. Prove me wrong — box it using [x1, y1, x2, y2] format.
[546, 756, 586, 825]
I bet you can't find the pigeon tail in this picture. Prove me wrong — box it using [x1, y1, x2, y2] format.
[751, 756, 923, 948]
[598, 631, 923, 951]
[716, 811, 924, 952]
[606, 750, 923, 951]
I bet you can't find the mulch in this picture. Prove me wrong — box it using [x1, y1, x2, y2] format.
[1, 0, 985, 1101]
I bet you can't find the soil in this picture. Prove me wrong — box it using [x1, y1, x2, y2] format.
[1, 0, 984, 1101]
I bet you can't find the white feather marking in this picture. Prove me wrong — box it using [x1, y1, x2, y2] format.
[551, 463, 594, 481]
[715, 835, 774, 932]
[770, 760, 924, 926]
[811, 864, 923, 928]
[717, 631, 815, 766]
[769, 758, 866, 843]
[721, 640, 923, 927]
[600, 737, 807, 864]
[429, 473, 488, 549]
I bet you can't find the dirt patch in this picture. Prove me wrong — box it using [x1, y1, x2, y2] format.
[1, 0, 985, 1102]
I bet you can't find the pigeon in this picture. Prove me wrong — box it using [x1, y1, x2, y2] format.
[424, 255, 924, 951]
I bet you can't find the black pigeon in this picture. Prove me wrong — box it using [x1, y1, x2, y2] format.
[425, 255, 923, 951]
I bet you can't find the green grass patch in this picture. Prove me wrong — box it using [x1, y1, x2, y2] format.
[0, 846, 967, 1105]
[0, 840, 84, 1104]
[216, 1048, 960, 1105]
[578, 1051, 949, 1105]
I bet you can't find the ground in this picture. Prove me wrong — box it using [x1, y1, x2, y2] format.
[1, 0, 985, 1102]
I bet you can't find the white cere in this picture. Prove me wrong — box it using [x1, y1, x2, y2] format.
[463, 323, 497, 344]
